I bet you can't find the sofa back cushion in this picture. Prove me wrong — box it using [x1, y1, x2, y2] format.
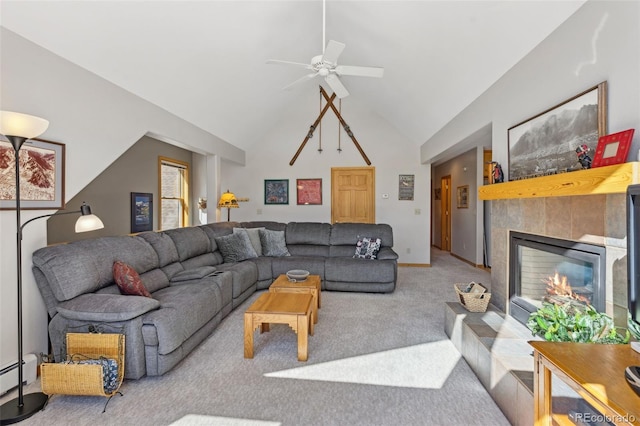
[32, 236, 159, 302]
[329, 223, 394, 257]
[164, 227, 210, 261]
[286, 222, 331, 245]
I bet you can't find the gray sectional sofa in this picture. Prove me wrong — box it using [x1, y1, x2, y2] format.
[32, 221, 397, 379]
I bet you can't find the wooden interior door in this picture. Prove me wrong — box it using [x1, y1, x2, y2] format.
[331, 167, 375, 224]
[441, 175, 451, 251]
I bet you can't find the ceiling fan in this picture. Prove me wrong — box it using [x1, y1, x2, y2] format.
[266, 0, 384, 98]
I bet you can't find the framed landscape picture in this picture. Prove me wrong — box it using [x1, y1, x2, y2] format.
[296, 178, 322, 205]
[131, 192, 153, 233]
[0, 138, 66, 210]
[508, 81, 607, 181]
[457, 185, 469, 208]
[264, 179, 289, 205]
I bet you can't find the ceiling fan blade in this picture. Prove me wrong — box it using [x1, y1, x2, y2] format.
[267, 59, 313, 70]
[325, 74, 349, 98]
[334, 65, 384, 78]
[282, 72, 319, 91]
[322, 40, 345, 65]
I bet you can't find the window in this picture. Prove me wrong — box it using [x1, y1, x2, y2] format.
[159, 157, 189, 230]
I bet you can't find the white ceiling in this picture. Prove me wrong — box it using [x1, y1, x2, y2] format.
[0, 0, 586, 152]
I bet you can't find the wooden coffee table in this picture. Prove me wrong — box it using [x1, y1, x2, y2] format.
[269, 274, 321, 324]
[244, 292, 313, 361]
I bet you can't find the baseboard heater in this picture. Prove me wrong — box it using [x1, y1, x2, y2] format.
[0, 354, 38, 395]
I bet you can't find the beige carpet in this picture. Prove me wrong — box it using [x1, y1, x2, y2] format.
[2, 249, 508, 425]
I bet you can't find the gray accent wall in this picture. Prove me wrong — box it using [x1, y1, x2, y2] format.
[47, 136, 193, 244]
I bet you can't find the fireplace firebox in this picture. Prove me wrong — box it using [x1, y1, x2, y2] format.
[509, 231, 605, 326]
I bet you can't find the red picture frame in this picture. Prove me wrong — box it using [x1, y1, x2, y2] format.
[296, 178, 322, 205]
[592, 129, 635, 168]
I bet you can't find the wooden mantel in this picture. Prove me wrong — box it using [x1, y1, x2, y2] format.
[479, 161, 640, 200]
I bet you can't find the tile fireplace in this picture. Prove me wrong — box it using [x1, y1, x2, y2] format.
[508, 231, 606, 326]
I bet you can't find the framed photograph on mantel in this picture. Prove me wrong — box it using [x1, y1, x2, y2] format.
[0, 138, 66, 210]
[508, 81, 607, 181]
[592, 129, 635, 168]
[296, 178, 322, 205]
[131, 192, 153, 233]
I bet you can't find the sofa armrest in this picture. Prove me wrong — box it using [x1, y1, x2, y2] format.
[56, 294, 160, 322]
[170, 266, 218, 283]
[377, 247, 399, 260]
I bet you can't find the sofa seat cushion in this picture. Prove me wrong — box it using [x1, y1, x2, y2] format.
[325, 257, 396, 283]
[56, 294, 160, 322]
[212, 261, 258, 298]
[141, 284, 222, 354]
[271, 256, 326, 281]
[247, 256, 274, 282]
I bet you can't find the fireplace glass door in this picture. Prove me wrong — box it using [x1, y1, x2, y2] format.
[509, 232, 605, 325]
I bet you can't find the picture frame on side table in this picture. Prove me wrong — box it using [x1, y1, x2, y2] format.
[591, 129, 635, 168]
[457, 185, 469, 209]
[264, 179, 289, 205]
[131, 192, 153, 233]
[0, 138, 66, 210]
[296, 178, 322, 205]
[508, 81, 607, 181]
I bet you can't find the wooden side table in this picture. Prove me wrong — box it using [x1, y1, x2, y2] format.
[269, 274, 321, 324]
[530, 341, 640, 426]
[244, 292, 313, 361]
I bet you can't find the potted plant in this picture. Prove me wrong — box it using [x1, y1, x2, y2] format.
[527, 301, 630, 344]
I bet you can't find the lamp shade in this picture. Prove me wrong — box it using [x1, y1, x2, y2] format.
[0, 111, 49, 139]
[217, 190, 239, 209]
[75, 203, 105, 233]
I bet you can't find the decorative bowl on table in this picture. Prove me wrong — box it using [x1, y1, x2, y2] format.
[286, 269, 309, 282]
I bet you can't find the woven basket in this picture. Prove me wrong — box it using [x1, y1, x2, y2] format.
[454, 283, 491, 312]
[41, 333, 125, 397]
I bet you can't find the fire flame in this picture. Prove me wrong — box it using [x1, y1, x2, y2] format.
[544, 272, 590, 305]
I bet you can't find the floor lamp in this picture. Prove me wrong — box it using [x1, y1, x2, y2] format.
[217, 189, 239, 221]
[0, 111, 105, 425]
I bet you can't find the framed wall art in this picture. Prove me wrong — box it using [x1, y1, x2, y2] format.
[264, 179, 289, 205]
[296, 178, 322, 205]
[457, 185, 469, 209]
[508, 81, 607, 181]
[0, 138, 66, 210]
[398, 174, 415, 200]
[131, 192, 153, 233]
[591, 128, 635, 168]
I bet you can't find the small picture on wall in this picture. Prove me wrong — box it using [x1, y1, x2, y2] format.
[297, 178, 322, 205]
[264, 179, 289, 205]
[131, 192, 153, 233]
[457, 185, 469, 209]
[398, 174, 415, 200]
[434, 188, 441, 201]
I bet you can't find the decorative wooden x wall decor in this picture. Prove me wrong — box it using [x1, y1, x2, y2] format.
[290, 86, 371, 166]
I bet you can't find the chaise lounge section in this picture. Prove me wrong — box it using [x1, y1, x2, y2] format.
[32, 221, 397, 379]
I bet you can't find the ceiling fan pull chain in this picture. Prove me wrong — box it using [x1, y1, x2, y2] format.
[337, 98, 342, 152]
[318, 88, 323, 153]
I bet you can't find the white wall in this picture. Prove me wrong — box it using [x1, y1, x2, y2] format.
[421, 1, 640, 172]
[0, 29, 245, 367]
[219, 88, 432, 265]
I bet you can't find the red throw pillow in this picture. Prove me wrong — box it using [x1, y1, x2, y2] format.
[113, 261, 152, 297]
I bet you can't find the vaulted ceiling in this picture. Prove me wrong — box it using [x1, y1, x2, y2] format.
[0, 1, 585, 152]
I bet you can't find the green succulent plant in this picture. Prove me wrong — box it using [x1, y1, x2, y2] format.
[527, 301, 630, 344]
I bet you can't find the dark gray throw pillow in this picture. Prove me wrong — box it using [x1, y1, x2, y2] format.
[214, 231, 258, 263]
[259, 229, 291, 257]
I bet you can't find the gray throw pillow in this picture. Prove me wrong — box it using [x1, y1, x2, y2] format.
[214, 231, 258, 263]
[233, 227, 264, 256]
[259, 229, 291, 257]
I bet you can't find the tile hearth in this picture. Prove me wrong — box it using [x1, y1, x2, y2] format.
[445, 301, 540, 426]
